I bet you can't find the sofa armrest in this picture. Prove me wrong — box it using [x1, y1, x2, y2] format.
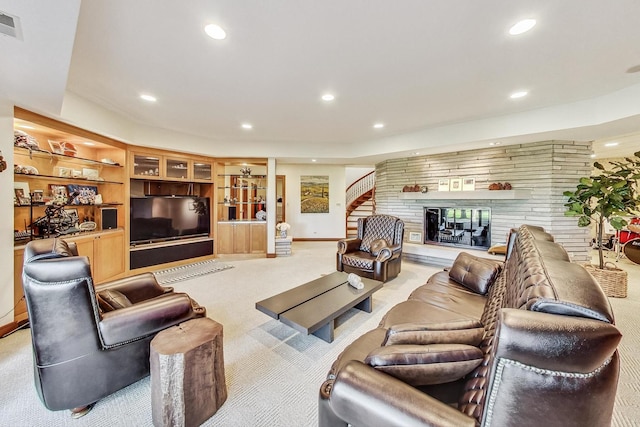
[98, 293, 195, 347]
[326, 360, 476, 427]
[495, 308, 622, 373]
[376, 244, 402, 262]
[337, 238, 362, 254]
[94, 272, 170, 303]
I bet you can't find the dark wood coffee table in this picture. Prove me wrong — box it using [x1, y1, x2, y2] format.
[255, 271, 382, 343]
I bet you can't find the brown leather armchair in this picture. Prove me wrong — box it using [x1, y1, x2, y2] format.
[21, 238, 205, 417]
[337, 215, 404, 282]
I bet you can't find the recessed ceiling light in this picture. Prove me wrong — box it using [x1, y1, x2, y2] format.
[373, 123, 385, 129]
[311, 159, 317, 162]
[321, 94, 335, 102]
[204, 24, 226, 40]
[510, 91, 528, 99]
[509, 19, 536, 35]
[489, 142, 502, 146]
[604, 142, 619, 147]
[413, 152, 420, 155]
[140, 94, 157, 102]
[241, 123, 253, 130]
[591, 154, 596, 158]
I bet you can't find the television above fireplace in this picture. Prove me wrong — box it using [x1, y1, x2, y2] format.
[424, 207, 491, 249]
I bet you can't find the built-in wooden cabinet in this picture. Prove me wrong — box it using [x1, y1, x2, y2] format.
[13, 110, 127, 239]
[216, 222, 266, 254]
[130, 151, 213, 183]
[215, 161, 268, 255]
[74, 229, 126, 283]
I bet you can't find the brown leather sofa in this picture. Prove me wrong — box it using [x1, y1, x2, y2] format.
[337, 214, 404, 282]
[21, 238, 206, 416]
[320, 225, 621, 426]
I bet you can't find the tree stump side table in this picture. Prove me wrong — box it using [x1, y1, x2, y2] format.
[150, 317, 227, 427]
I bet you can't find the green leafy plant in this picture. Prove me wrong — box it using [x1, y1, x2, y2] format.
[564, 152, 640, 269]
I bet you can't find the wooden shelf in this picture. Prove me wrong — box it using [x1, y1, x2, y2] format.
[398, 189, 532, 200]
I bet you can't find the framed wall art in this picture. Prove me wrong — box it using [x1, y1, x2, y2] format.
[450, 178, 462, 191]
[462, 177, 475, 191]
[300, 175, 329, 213]
[438, 179, 450, 192]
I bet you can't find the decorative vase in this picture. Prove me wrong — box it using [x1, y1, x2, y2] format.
[280, 230, 287, 238]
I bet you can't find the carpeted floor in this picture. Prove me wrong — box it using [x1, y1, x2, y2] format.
[0, 242, 638, 426]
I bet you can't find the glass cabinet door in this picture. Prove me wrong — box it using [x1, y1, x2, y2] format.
[132, 154, 160, 177]
[193, 162, 212, 181]
[165, 158, 190, 180]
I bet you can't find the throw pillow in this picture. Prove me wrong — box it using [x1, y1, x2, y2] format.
[365, 343, 484, 386]
[98, 289, 133, 310]
[370, 239, 389, 256]
[383, 319, 484, 346]
[448, 252, 502, 295]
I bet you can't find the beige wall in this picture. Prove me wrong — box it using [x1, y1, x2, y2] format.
[275, 164, 346, 239]
[1, 101, 15, 328]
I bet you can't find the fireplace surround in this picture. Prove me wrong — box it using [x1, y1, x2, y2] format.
[424, 207, 491, 249]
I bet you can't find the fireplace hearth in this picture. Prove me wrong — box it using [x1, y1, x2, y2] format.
[424, 207, 491, 249]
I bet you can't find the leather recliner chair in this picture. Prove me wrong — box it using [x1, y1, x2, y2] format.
[337, 215, 404, 282]
[21, 238, 205, 417]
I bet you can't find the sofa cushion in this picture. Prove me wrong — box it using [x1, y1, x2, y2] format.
[448, 252, 502, 295]
[380, 300, 481, 329]
[383, 319, 484, 346]
[370, 238, 389, 256]
[98, 289, 133, 309]
[342, 252, 374, 270]
[365, 344, 483, 386]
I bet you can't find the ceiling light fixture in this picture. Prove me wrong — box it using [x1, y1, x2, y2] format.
[373, 123, 385, 129]
[510, 91, 528, 99]
[204, 24, 226, 40]
[509, 19, 536, 35]
[17, 124, 35, 130]
[591, 154, 596, 158]
[83, 142, 95, 146]
[140, 94, 157, 102]
[489, 142, 502, 146]
[604, 142, 619, 147]
[311, 159, 317, 162]
[241, 123, 253, 130]
[321, 94, 335, 102]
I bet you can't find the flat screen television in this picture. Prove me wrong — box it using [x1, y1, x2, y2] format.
[130, 196, 210, 244]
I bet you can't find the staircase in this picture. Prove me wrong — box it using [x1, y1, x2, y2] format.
[345, 172, 375, 238]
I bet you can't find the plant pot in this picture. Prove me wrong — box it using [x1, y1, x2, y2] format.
[583, 263, 627, 298]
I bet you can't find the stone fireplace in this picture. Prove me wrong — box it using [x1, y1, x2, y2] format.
[424, 207, 491, 249]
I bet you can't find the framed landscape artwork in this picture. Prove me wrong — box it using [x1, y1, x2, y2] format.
[300, 175, 329, 213]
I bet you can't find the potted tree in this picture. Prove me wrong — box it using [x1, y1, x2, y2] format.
[564, 151, 640, 297]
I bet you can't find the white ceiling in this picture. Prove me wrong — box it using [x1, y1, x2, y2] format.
[4, 0, 640, 164]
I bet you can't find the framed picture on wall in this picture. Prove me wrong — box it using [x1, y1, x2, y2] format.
[450, 178, 462, 191]
[300, 175, 329, 213]
[462, 177, 475, 191]
[438, 179, 450, 192]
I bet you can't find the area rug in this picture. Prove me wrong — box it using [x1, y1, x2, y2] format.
[153, 259, 234, 284]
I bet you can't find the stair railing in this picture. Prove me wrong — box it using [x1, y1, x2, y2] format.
[346, 171, 375, 207]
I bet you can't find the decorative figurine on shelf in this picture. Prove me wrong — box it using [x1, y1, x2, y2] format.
[240, 166, 251, 177]
[276, 222, 290, 238]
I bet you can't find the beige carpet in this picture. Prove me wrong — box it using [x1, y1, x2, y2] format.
[0, 242, 637, 426]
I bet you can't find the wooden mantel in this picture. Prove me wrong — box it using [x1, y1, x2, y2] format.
[397, 189, 532, 200]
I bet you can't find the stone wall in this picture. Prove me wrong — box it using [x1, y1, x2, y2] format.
[374, 141, 593, 261]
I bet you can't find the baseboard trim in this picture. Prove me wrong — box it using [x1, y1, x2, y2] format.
[0, 320, 28, 338]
